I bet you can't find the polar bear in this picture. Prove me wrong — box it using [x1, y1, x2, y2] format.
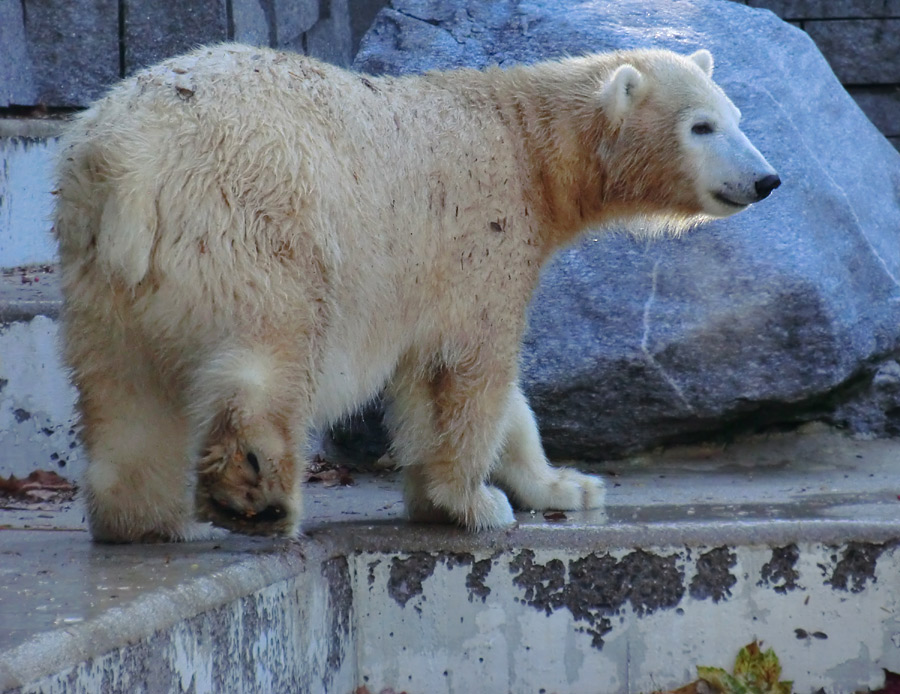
[54, 45, 779, 542]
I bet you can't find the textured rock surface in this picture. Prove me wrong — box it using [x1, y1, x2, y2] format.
[804, 19, 900, 84]
[355, 0, 900, 458]
[745, 0, 900, 19]
[123, 0, 229, 75]
[1, 0, 119, 108]
[0, 1, 36, 106]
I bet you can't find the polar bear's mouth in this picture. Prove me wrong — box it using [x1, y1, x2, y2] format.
[713, 192, 749, 209]
[201, 494, 290, 533]
[209, 496, 288, 524]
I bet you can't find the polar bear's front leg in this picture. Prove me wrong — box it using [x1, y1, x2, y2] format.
[191, 345, 307, 537]
[387, 352, 516, 531]
[491, 383, 606, 512]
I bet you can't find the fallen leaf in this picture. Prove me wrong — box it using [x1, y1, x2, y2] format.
[306, 465, 353, 487]
[0, 470, 75, 502]
[656, 641, 792, 694]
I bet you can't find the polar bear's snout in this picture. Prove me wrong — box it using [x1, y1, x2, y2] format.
[702, 130, 781, 214]
[755, 173, 781, 201]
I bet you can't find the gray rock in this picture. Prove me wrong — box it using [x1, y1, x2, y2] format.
[830, 361, 900, 438]
[0, 1, 36, 106]
[745, 0, 900, 19]
[123, 1, 229, 75]
[354, 0, 900, 459]
[305, 0, 353, 66]
[232, 0, 275, 47]
[804, 19, 900, 84]
[20, 0, 119, 107]
[273, 0, 320, 50]
[349, 0, 391, 58]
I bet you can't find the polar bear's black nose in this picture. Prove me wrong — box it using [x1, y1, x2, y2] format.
[755, 174, 781, 200]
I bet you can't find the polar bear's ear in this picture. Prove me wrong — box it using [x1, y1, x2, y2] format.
[599, 64, 646, 122]
[689, 49, 714, 77]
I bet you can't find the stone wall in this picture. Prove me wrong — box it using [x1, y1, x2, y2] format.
[0, 0, 389, 109]
[734, 0, 900, 149]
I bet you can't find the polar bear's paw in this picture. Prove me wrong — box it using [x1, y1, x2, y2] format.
[195, 432, 299, 537]
[541, 467, 606, 511]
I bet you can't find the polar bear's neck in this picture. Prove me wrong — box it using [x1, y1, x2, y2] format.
[434, 56, 695, 249]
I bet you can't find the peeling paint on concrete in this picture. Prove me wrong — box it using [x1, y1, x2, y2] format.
[6, 564, 357, 694]
[759, 544, 801, 593]
[322, 555, 352, 679]
[366, 558, 380, 587]
[510, 548, 685, 648]
[465, 557, 493, 604]
[5, 535, 900, 694]
[689, 546, 737, 602]
[440, 552, 495, 603]
[351, 541, 900, 693]
[0, 136, 60, 268]
[387, 552, 437, 608]
[827, 541, 894, 593]
[0, 317, 83, 480]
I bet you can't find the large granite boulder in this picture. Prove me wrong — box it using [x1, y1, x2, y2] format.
[350, 0, 900, 459]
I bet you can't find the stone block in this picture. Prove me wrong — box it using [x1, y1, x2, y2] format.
[349, 0, 390, 58]
[233, 0, 275, 46]
[746, 0, 900, 18]
[805, 19, 900, 83]
[123, 0, 229, 75]
[21, 0, 119, 107]
[849, 86, 900, 136]
[274, 0, 319, 48]
[0, 1, 36, 106]
[305, 0, 353, 66]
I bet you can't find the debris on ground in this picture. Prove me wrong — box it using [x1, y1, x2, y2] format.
[306, 456, 354, 487]
[654, 641, 792, 694]
[0, 470, 76, 506]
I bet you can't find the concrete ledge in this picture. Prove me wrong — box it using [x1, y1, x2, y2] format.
[0, 118, 69, 140]
[0, 267, 61, 322]
[3, 429, 900, 694]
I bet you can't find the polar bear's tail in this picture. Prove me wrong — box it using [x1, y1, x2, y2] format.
[94, 185, 157, 288]
[54, 123, 158, 289]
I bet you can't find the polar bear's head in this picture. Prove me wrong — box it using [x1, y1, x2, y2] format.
[595, 49, 779, 223]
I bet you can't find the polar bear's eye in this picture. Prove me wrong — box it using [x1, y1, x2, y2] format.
[692, 122, 714, 135]
[246, 451, 260, 474]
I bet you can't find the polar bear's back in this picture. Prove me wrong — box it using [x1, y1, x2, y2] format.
[53, 44, 529, 404]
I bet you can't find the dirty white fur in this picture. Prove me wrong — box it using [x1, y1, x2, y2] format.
[55, 44, 775, 541]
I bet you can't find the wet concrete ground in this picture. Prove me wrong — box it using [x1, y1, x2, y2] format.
[2, 425, 898, 663]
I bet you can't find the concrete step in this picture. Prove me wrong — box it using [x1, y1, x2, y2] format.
[2, 429, 900, 693]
